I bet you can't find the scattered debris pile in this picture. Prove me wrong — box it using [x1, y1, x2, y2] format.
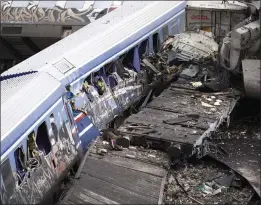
[94, 130, 170, 166]
[209, 99, 261, 198]
[142, 29, 231, 94]
[164, 160, 254, 205]
[161, 30, 218, 64]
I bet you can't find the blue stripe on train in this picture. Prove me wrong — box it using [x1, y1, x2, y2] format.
[73, 110, 100, 152]
[0, 71, 38, 81]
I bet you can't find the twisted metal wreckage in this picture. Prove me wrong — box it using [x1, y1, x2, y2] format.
[61, 26, 259, 204]
[117, 30, 241, 157]
[2, 1, 260, 204]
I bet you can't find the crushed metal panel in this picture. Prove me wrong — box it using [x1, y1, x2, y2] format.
[53, 58, 75, 74]
[164, 30, 218, 64]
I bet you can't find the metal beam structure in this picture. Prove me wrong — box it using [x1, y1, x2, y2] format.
[22, 37, 41, 53]
[0, 37, 23, 60]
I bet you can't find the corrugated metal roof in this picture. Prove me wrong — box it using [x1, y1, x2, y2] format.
[1, 72, 63, 142]
[3, 1, 185, 84]
[1, 72, 38, 104]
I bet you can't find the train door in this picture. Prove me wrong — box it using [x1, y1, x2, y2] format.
[72, 110, 100, 152]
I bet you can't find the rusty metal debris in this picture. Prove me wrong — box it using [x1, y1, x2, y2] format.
[164, 160, 254, 205]
[161, 30, 218, 65]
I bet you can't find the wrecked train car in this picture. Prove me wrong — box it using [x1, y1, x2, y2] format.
[0, 1, 187, 204]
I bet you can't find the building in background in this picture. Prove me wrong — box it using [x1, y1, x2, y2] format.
[0, 0, 123, 73]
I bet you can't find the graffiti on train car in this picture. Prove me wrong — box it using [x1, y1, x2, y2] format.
[1, 1, 93, 24]
[73, 64, 145, 130]
[1, 122, 77, 204]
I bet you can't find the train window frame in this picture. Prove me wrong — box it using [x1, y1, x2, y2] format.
[1, 158, 15, 198]
[122, 47, 135, 69]
[162, 25, 169, 41]
[27, 131, 39, 159]
[152, 33, 160, 54]
[138, 38, 149, 58]
[104, 61, 118, 89]
[36, 121, 52, 155]
[92, 71, 107, 96]
[82, 76, 96, 103]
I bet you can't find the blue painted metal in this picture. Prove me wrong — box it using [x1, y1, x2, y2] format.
[73, 110, 100, 151]
[133, 47, 141, 72]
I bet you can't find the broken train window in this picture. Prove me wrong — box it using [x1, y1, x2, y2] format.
[93, 71, 106, 96]
[1, 159, 15, 198]
[122, 47, 135, 70]
[82, 77, 95, 103]
[121, 47, 141, 73]
[36, 122, 52, 155]
[138, 39, 149, 58]
[14, 146, 26, 184]
[27, 131, 39, 159]
[105, 62, 118, 89]
[153, 33, 160, 54]
[114, 59, 131, 79]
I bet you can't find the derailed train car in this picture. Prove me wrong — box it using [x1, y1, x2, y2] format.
[0, 1, 186, 204]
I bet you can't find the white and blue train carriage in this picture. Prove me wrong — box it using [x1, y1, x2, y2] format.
[1, 1, 186, 204]
[0, 71, 100, 204]
[3, 1, 186, 130]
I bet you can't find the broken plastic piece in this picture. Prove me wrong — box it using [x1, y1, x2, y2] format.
[191, 81, 202, 88]
[201, 101, 215, 108]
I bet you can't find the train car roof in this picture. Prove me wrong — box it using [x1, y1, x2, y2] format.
[2, 1, 186, 86]
[1, 72, 65, 159]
